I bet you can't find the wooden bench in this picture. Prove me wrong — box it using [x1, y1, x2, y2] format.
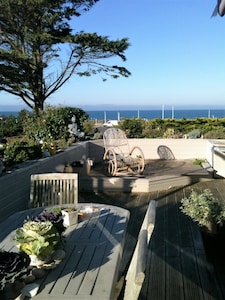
[122, 200, 156, 300]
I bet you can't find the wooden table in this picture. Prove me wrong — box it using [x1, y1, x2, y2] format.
[0, 203, 130, 300]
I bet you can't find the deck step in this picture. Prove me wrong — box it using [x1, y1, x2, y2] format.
[80, 175, 212, 193]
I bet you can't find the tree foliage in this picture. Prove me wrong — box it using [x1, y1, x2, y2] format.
[0, 115, 23, 137]
[22, 106, 89, 143]
[0, 0, 131, 111]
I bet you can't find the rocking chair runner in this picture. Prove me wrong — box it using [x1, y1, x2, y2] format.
[103, 128, 145, 176]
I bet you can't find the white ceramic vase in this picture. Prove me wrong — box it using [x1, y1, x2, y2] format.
[62, 210, 78, 226]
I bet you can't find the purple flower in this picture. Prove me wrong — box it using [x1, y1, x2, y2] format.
[31, 211, 66, 234]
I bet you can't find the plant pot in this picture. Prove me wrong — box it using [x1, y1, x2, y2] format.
[202, 222, 219, 236]
[62, 209, 78, 227]
[29, 255, 47, 267]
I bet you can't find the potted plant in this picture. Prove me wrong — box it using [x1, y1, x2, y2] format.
[61, 208, 78, 227]
[30, 210, 66, 236]
[180, 188, 225, 234]
[14, 220, 61, 266]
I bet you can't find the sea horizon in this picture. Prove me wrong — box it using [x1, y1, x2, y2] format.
[86, 109, 225, 121]
[1, 107, 225, 120]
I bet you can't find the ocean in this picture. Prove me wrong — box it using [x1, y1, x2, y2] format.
[86, 109, 225, 121]
[1, 109, 225, 120]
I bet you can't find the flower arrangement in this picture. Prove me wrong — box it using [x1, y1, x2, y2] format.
[0, 250, 30, 290]
[31, 210, 66, 235]
[14, 220, 61, 261]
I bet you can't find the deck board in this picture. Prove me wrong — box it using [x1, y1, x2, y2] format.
[80, 178, 225, 299]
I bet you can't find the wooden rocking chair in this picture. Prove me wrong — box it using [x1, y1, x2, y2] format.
[103, 128, 145, 176]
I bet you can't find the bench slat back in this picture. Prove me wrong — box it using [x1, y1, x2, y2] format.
[30, 173, 78, 207]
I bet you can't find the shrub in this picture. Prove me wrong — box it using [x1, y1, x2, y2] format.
[141, 120, 163, 138]
[203, 127, 225, 139]
[119, 118, 145, 138]
[82, 120, 95, 136]
[163, 128, 175, 138]
[0, 115, 23, 137]
[180, 189, 225, 233]
[22, 106, 89, 144]
[4, 141, 42, 164]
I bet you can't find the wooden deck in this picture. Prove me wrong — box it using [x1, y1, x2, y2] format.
[80, 179, 225, 300]
[1, 158, 224, 299]
[81, 159, 214, 193]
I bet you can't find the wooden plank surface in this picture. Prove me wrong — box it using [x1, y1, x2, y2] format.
[0, 204, 130, 300]
[137, 184, 224, 300]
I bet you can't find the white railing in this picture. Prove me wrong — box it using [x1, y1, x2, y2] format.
[206, 139, 225, 177]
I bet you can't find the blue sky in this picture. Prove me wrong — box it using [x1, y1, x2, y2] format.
[1, 0, 225, 109]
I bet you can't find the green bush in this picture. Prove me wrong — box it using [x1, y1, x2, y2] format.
[82, 120, 95, 136]
[0, 115, 23, 137]
[180, 189, 225, 232]
[3, 110, 225, 142]
[203, 127, 225, 139]
[117, 117, 225, 139]
[141, 121, 164, 138]
[163, 128, 175, 138]
[4, 141, 42, 164]
[22, 106, 89, 144]
[119, 118, 145, 138]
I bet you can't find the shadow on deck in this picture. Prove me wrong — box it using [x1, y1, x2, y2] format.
[80, 161, 225, 300]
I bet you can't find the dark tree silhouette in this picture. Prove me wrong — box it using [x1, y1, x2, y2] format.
[212, 0, 225, 17]
[0, 0, 131, 112]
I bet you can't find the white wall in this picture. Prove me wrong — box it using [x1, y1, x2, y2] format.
[127, 138, 207, 160]
[90, 138, 208, 161]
